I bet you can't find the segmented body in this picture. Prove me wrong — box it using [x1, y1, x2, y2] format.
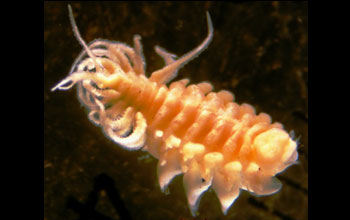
[52, 6, 298, 216]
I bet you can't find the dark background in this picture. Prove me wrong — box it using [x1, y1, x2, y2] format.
[44, 2, 308, 220]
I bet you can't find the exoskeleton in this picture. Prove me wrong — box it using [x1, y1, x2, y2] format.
[52, 5, 298, 216]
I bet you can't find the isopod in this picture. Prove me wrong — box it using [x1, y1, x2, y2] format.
[52, 5, 298, 216]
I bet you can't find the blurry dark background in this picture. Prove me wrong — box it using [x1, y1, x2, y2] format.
[44, 2, 307, 220]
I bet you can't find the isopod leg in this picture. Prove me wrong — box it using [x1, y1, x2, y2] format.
[183, 159, 212, 216]
[157, 148, 183, 192]
[51, 72, 94, 91]
[51, 71, 119, 92]
[133, 35, 146, 75]
[108, 107, 136, 137]
[105, 112, 147, 150]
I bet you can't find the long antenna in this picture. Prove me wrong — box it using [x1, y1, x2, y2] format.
[68, 4, 102, 71]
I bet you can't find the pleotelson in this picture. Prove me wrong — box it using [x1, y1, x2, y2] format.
[52, 5, 298, 217]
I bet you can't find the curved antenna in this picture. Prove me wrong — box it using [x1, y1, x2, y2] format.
[149, 11, 214, 84]
[68, 4, 103, 71]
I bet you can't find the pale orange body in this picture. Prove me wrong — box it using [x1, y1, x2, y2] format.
[52, 6, 298, 216]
